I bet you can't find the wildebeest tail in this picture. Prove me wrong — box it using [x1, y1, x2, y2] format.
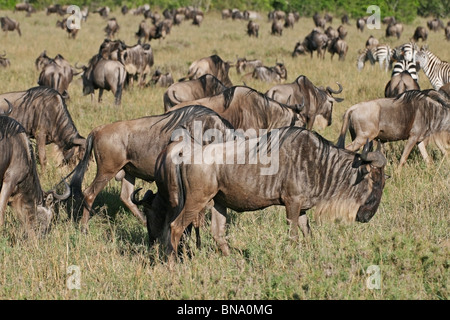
[337, 108, 353, 148]
[115, 67, 124, 105]
[163, 90, 176, 111]
[69, 132, 94, 213]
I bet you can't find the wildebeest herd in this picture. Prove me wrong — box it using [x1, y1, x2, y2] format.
[0, 5, 449, 262]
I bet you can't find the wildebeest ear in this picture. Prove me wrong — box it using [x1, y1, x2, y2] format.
[334, 97, 344, 103]
[353, 166, 370, 186]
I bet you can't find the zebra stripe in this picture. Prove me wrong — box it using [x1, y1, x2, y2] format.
[416, 49, 450, 90]
[357, 44, 392, 72]
[392, 60, 418, 81]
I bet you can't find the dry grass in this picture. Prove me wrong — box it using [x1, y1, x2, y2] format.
[0, 9, 449, 300]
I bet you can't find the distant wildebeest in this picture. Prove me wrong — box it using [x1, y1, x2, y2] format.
[337, 90, 450, 169]
[427, 18, 444, 31]
[0, 16, 21, 36]
[250, 62, 287, 83]
[56, 18, 79, 39]
[76, 55, 126, 105]
[0, 51, 10, 68]
[179, 54, 233, 87]
[313, 13, 326, 28]
[104, 17, 119, 39]
[356, 17, 366, 32]
[325, 26, 339, 40]
[413, 26, 428, 41]
[99, 39, 154, 87]
[149, 69, 174, 88]
[193, 14, 203, 26]
[164, 74, 228, 111]
[247, 20, 259, 38]
[136, 20, 166, 42]
[168, 86, 306, 131]
[327, 38, 348, 61]
[446, 24, 450, 41]
[37, 53, 75, 99]
[69, 106, 235, 230]
[384, 71, 420, 98]
[94, 6, 110, 18]
[0, 115, 71, 237]
[0, 87, 86, 170]
[292, 29, 329, 59]
[271, 19, 283, 36]
[14, 3, 35, 16]
[46, 4, 66, 16]
[365, 35, 379, 48]
[415, 46, 450, 90]
[221, 9, 232, 19]
[386, 23, 403, 39]
[121, 5, 129, 15]
[266, 75, 344, 130]
[337, 25, 347, 39]
[235, 57, 263, 75]
[142, 127, 386, 256]
[284, 12, 295, 29]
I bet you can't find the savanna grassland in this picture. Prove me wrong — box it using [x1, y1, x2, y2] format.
[0, 7, 448, 300]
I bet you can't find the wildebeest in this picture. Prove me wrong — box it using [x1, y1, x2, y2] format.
[14, 3, 35, 15]
[94, 6, 110, 18]
[327, 38, 348, 61]
[250, 63, 287, 83]
[386, 23, 403, 39]
[168, 86, 306, 131]
[164, 74, 228, 111]
[193, 14, 203, 26]
[69, 106, 235, 230]
[56, 18, 79, 39]
[0, 16, 21, 36]
[413, 26, 428, 41]
[149, 69, 174, 88]
[266, 75, 344, 130]
[76, 55, 126, 105]
[235, 57, 263, 75]
[0, 115, 71, 237]
[337, 25, 348, 39]
[271, 19, 283, 36]
[179, 55, 233, 87]
[337, 90, 450, 168]
[0, 87, 86, 170]
[135, 20, 166, 42]
[37, 53, 75, 100]
[284, 12, 295, 29]
[325, 26, 339, 40]
[104, 17, 119, 39]
[247, 20, 259, 38]
[292, 29, 329, 59]
[356, 17, 366, 32]
[365, 35, 379, 48]
[384, 71, 420, 98]
[143, 127, 386, 256]
[0, 51, 10, 68]
[99, 39, 154, 87]
[313, 13, 326, 29]
[446, 24, 450, 41]
[427, 18, 444, 31]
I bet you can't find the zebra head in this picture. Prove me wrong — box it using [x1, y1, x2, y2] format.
[415, 48, 428, 68]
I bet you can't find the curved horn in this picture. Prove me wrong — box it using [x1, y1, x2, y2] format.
[360, 140, 387, 168]
[2, 99, 13, 115]
[74, 62, 86, 70]
[327, 82, 343, 94]
[131, 187, 143, 205]
[51, 180, 71, 201]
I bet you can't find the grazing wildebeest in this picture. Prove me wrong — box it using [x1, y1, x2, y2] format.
[149, 69, 174, 88]
[14, 3, 35, 15]
[221, 9, 231, 19]
[56, 18, 79, 39]
[327, 38, 348, 61]
[292, 29, 329, 59]
[0, 115, 71, 237]
[313, 13, 326, 29]
[143, 127, 386, 256]
[386, 23, 403, 39]
[0, 16, 21, 36]
[337, 25, 347, 39]
[168, 86, 306, 131]
[284, 12, 295, 29]
[104, 17, 119, 39]
[413, 26, 428, 41]
[427, 18, 444, 31]
[76, 55, 126, 105]
[0, 51, 10, 68]
[266, 75, 344, 130]
[69, 106, 235, 230]
[99, 39, 154, 87]
[0, 87, 86, 170]
[325, 26, 339, 40]
[94, 6, 110, 18]
[193, 14, 203, 26]
[356, 18, 366, 32]
[164, 74, 228, 111]
[337, 90, 450, 168]
[247, 20, 259, 38]
[250, 63, 287, 83]
[178, 55, 233, 87]
[37, 54, 75, 99]
[271, 19, 283, 36]
[365, 35, 379, 48]
[135, 20, 166, 42]
[384, 71, 420, 98]
[235, 57, 263, 75]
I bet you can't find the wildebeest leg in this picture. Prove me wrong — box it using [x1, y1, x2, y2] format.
[398, 136, 419, 169]
[346, 136, 369, 152]
[298, 210, 311, 239]
[284, 200, 301, 241]
[98, 89, 104, 103]
[417, 141, 432, 165]
[210, 202, 230, 255]
[36, 132, 47, 171]
[117, 171, 146, 224]
[0, 181, 15, 227]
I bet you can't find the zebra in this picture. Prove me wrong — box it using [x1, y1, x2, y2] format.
[391, 59, 419, 82]
[415, 47, 450, 90]
[397, 42, 418, 63]
[357, 44, 392, 72]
